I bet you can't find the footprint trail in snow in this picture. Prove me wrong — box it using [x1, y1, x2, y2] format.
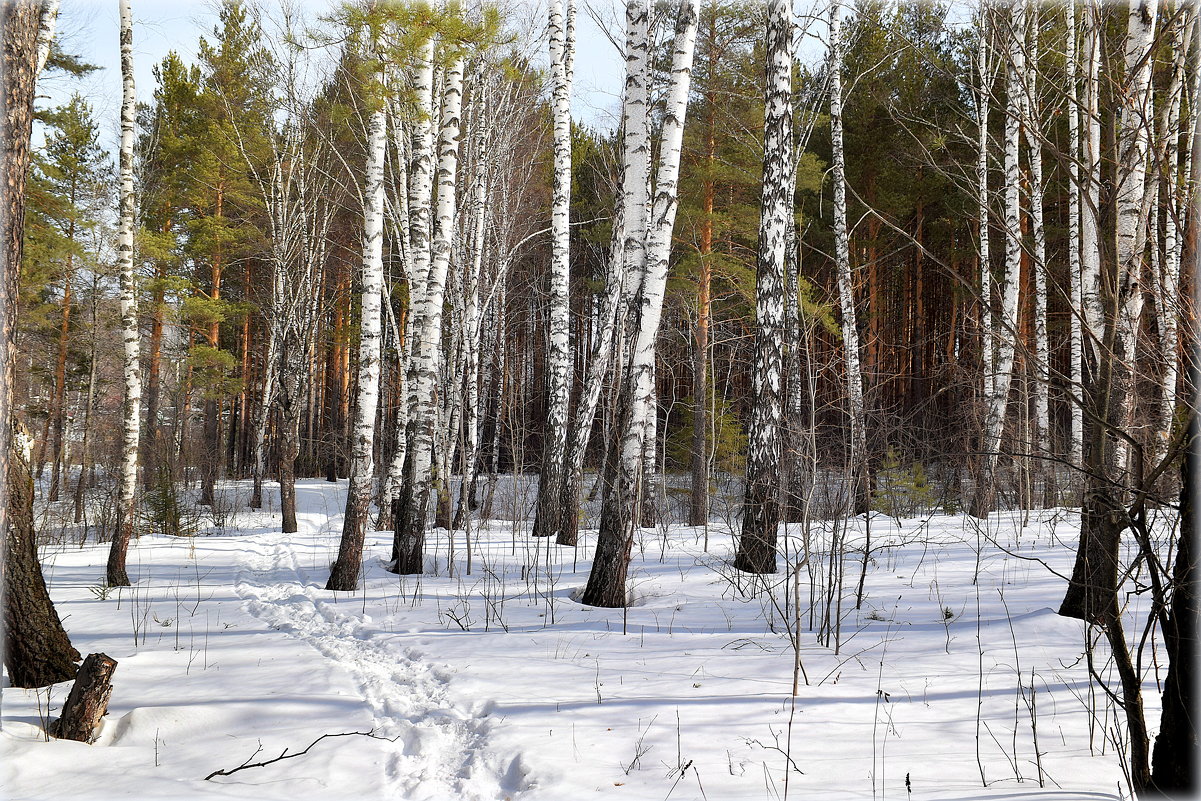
[235, 529, 514, 800]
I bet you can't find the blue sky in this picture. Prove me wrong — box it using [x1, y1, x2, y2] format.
[40, 0, 628, 149]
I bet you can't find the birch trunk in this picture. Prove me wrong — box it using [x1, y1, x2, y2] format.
[249, 257, 278, 509]
[829, 0, 868, 520]
[1019, 6, 1050, 499]
[2, 0, 81, 689]
[1111, 0, 1158, 480]
[582, 0, 697, 607]
[533, 0, 575, 540]
[106, 0, 142, 587]
[1060, 10, 1160, 789]
[1066, 0, 1084, 469]
[732, 0, 793, 575]
[455, 85, 489, 529]
[327, 34, 387, 592]
[976, 3, 994, 406]
[391, 28, 436, 565]
[970, 0, 1024, 519]
[377, 87, 412, 532]
[1154, 8, 1195, 462]
[393, 42, 465, 575]
[1080, 1, 1103, 357]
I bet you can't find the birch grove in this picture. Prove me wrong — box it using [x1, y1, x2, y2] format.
[9, 3, 1199, 791]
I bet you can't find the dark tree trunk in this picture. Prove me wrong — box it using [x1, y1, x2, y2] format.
[5, 425, 81, 688]
[581, 406, 636, 608]
[1150, 410, 1198, 796]
[50, 652, 117, 742]
[2, 2, 82, 691]
[201, 398, 218, 505]
[326, 483, 368, 591]
[279, 428, 299, 534]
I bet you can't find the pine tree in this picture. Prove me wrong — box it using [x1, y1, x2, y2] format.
[28, 95, 108, 504]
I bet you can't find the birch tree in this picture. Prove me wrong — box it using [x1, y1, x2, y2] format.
[1080, 1, 1103, 357]
[327, 22, 387, 592]
[975, 3, 993, 407]
[1059, 2, 1160, 790]
[2, 0, 81, 689]
[532, 0, 575, 541]
[1065, 0, 1084, 469]
[455, 82, 489, 530]
[969, 0, 1023, 520]
[1153, 6, 1195, 461]
[830, 0, 868, 519]
[732, 0, 792, 575]
[106, 0, 143, 587]
[582, 0, 698, 607]
[1019, 5, 1049, 494]
[393, 28, 466, 575]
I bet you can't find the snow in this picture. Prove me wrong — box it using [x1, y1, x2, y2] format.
[2, 478, 1161, 800]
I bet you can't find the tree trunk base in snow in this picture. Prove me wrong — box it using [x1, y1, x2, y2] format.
[1150, 412, 1197, 795]
[4, 424, 81, 688]
[389, 498, 425, 575]
[49, 652, 117, 742]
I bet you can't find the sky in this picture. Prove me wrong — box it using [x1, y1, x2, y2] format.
[39, 0, 629, 151]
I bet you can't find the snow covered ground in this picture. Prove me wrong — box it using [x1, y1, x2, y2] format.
[2, 478, 1166, 800]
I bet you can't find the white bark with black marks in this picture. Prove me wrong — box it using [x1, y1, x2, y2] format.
[582, 0, 697, 606]
[733, 0, 794, 574]
[327, 30, 387, 592]
[1020, 6, 1049, 474]
[533, 0, 575, 540]
[1066, 0, 1084, 468]
[972, 0, 1024, 519]
[395, 38, 465, 573]
[107, 0, 142, 587]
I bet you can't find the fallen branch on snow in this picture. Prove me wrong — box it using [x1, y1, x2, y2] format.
[204, 730, 399, 780]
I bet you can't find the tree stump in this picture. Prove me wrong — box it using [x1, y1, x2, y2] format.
[49, 652, 117, 743]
